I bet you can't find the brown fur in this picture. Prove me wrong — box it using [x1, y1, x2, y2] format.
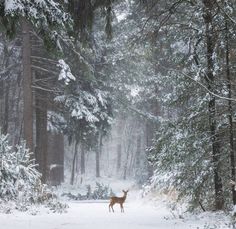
[109, 190, 128, 213]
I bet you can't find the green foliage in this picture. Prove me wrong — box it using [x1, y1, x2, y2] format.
[62, 182, 114, 200]
[92, 182, 114, 200]
[135, 0, 236, 210]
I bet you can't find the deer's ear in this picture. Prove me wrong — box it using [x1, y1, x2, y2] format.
[122, 190, 125, 192]
[127, 190, 129, 192]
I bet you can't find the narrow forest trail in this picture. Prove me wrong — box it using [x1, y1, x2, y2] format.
[0, 199, 230, 229]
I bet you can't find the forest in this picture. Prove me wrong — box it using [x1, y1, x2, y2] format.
[0, 0, 236, 228]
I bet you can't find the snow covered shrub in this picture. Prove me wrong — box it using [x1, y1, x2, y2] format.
[61, 192, 79, 200]
[92, 182, 114, 200]
[62, 183, 114, 200]
[0, 134, 41, 202]
[0, 134, 67, 213]
[47, 200, 69, 213]
[33, 183, 58, 204]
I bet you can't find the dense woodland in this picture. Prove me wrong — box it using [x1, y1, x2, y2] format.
[0, 0, 236, 214]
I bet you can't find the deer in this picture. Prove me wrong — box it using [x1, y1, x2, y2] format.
[109, 190, 129, 213]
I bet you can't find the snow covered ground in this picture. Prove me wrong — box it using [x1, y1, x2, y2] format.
[0, 176, 232, 229]
[0, 192, 232, 229]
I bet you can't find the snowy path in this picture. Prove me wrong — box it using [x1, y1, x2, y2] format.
[0, 200, 230, 229]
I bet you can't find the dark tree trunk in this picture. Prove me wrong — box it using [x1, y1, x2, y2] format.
[81, 141, 85, 174]
[0, 81, 3, 130]
[57, 133, 65, 183]
[47, 131, 64, 185]
[22, 18, 33, 152]
[2, 40, 11, 136]
[225, 19, 236, 205]
[14, 86, 22, 145]
[95, 148, 100, 177]
[70, 141, 78, 185]
[96, 132, 102, 178]
[202, 0, 224, 210]
[2, 80, 10, 135]
[35, 75, 48, 183]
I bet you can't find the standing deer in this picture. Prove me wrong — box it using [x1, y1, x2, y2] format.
[109, 190, 129, 213]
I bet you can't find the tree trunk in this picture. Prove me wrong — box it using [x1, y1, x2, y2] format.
[145, 121, 154, 178]
[70, 141, 78, 185]
[2, 80, 10, 135]
[136, 135, 141, 169]
[95, 148, 100, 177]
[81, 141, 85, 174]
[0, 81, 3, 130]
[14, 86, 22, 145]
[116, 116, 124, 175]
[96, 132, 102, 178]
[116, 143, 121, 171]
[35, 74, 48, 183]
[123, 138, 132, 180]
[202, 0, 224, 210]
[128, 146, 135, 176]
[225, 19, 236, 205]
[22, 18, 33, 152]
[47, 131, 64, 185]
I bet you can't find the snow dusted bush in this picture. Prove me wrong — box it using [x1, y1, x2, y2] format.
[62, 182, 114, 200]
[47, 200, 69, 213]
[0, 134, 49, 203]
[0, 134, 68, 213]
[88, 182, 115, 200]
[0, 134, 41, 202]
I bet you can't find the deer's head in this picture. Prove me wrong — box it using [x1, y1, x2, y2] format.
[122, 190, 129, 196]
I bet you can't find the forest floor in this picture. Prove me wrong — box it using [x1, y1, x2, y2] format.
[0, 177, 232, 228]
[0, 193, 232, 229]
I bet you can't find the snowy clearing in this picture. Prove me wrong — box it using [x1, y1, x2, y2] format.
[0, 198, 231, 229]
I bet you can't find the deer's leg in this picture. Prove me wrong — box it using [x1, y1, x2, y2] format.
[109, 202, 114, 212]
[120, 203, 124, 213]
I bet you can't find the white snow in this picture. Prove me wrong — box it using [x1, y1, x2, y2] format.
[4, 0, 24, 13]
[0, 192, 231, 229]
[117, 12, 127, 22]
[0, 172, 232, 229]
[57, 59, 76, 85]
